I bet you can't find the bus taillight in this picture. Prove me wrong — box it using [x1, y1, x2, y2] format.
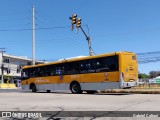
[122, 72, 125, 80]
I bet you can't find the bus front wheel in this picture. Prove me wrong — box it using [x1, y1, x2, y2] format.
[70, 82, 82, 94]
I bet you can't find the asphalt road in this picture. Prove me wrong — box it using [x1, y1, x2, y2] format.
[0, 88, 160, 120]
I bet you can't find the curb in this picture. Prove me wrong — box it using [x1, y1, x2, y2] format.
[100, 89, 160, 94]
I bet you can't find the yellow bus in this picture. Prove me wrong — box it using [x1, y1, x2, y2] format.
[21, 51, 138, 94]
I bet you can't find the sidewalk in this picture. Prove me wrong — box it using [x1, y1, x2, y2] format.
[0, 83, 17, 89]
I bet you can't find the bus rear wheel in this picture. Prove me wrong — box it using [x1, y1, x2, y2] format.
[86, 90, 97, 94]
[31, 84, 37, 92]
[47, 90, 51, 93]
[70, 82, 82, 94]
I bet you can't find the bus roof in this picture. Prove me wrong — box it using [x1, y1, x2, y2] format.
[22, 51, 136, 69]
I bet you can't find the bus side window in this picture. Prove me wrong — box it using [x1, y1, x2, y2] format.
[96, 61, 103, 72]
[22, 69, 29, 80]
[55, 64, 66, 75]
[36, 67, 46, 77]
[61, 65, 66, 75]
[56, 66, 61, 75]
[50, 65, 56, 76]
[33, 68, 38, 77]
[34, 67, 39, 77]
[45, 65, 52, 76]
[66, 62, 80, 75]
[37, 67, 41, 76]
[80, 59, 95, 73]
[29, 68, 36, 77]
[95, 56, 118, 72]
[109, 64, 116, 70]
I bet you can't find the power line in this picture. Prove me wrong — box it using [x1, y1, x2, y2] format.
[0, 23, 31, 29]
[0, 11, 30, 17]
[36, 9, 72, 38]
[0, 26, 70, 32]
[137, 51, 160, 64]
[137, 51, 160, 55]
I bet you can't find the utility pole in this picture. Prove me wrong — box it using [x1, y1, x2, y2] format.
[32, 5, 36, 65]
[0, 48, 6, 84]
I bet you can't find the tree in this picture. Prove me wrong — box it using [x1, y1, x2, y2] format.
[149, 71, 160, 78]
[138, 73, 149, 79]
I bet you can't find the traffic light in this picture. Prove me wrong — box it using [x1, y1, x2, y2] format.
[76, 18, 81, 28]
[71, 14, 77, 25]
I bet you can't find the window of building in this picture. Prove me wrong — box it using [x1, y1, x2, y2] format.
[3, 58, 10, 63]
[17, 66, 21, 73]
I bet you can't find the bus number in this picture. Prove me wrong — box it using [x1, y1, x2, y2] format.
[71, 75, 79, 79]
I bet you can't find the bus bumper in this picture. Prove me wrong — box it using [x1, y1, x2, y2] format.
[120, 81, 138, 88]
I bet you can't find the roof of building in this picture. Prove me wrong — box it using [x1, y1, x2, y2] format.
[2, 53, 44, 63]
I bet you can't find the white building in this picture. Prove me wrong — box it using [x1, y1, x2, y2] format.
[0, 53, 43, 83]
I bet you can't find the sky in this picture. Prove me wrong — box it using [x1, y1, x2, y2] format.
[0, 0, 160, 74]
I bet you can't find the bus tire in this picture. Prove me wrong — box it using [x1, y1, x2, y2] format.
[70, 82, 82, 94]
[47, 90, 51, 93]
[31, 84, 37, 92]
[86, 90, 97, 94]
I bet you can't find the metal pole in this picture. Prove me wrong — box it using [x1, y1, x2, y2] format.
[80, 26, 94, 56]
[80, 26, 88, 38]
[87, 37, 94, 56]
[32, 5, 36, 65]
